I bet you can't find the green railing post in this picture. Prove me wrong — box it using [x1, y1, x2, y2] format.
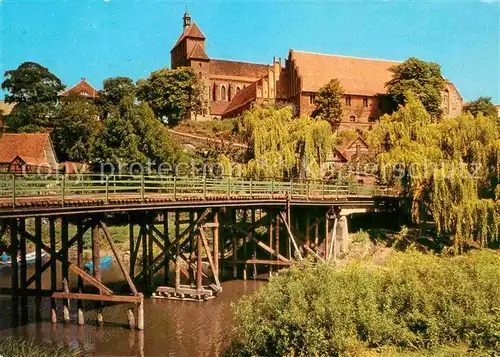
[203, 174, 207, 200]
[61, 174, 66, 207]
[11, 174, 16, 208]
[141, 173, 145, 201]
[227, 176, 231, 198]
[250, 179, 253, 199]
[173, 175, 177, 200]
[271, 180, 274, 199]
[306, 180, 310, 200]
[105, 175, 109, 204]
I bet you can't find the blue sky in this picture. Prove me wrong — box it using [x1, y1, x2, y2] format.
[1, 0, 499, 103]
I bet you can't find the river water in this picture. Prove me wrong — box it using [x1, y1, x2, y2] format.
[0, 262, 264, 356]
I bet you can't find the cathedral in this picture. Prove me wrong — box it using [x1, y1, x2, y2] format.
[171, 11, 463, 128]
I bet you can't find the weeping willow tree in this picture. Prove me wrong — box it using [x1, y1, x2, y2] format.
[371, 92, 500, 251]
[238, 105, 332, 179]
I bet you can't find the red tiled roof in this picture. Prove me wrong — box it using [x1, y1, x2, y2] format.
[172, 23, 206, 49]
[60, 78, 99, 98]
[291, 50, 399, 96]
[210, 59, 269, 79]
[223, 83, 257, 116]
[0, 133, 56, 167]
[210, 101, 231, 116]
[188, 43, 209, 60]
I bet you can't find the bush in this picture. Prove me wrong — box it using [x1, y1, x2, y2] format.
[229, 250, 500, 356]
[0, 336, 77, 357]
[351, 229, 370, 244]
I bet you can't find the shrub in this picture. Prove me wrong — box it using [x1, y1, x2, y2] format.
[351, 229, 370, 244]
[230, 250, 500, 356]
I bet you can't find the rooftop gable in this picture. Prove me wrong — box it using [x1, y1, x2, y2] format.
[172, 22, 206, 50]
[188, 43, 209, 61]
[291, 50, 399, 96]
[60, 78, 99, 98]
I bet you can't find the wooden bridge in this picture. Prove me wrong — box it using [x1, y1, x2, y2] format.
[0, 174, 400, 330]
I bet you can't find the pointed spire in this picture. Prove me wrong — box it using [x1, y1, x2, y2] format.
[183, 7, 191, 31]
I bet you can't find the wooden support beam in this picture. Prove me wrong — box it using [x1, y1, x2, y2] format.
[303, 244, 324, 262]
[52, 292, 143, 303]
[69, 264, 113, 295]
[223, 259, 293, 266]
[199, 227, 220, 288]
[280, 212, 303, 260]
[250, 235, 290, 262]
[147, 221, 154, 286]
[305, 213, 311, 247]
[213, 211, 219, 279]
[100, 221, 139, 296]
[175, 210, 181, 292]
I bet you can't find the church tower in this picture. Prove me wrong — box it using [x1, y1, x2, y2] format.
[170, 12, 211, 120]
[170, 12, 209, 69]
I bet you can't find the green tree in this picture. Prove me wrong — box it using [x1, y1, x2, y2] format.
[386, 57, 445, 119]
[1, 62, 65, 131]
[91, 100, 182, 169]
[466, 96, 497, 117]
[100, 76, 136, 107]
[372, 93, 499, 251]
[137, 67, 206, 126]
[52, 96, 102, 162]
[312, 78, 344, 126]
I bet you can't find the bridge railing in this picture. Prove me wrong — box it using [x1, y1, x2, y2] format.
[0, 173, 397, 208]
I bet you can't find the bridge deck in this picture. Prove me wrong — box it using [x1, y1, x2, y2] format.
[0, 174, 398, 217]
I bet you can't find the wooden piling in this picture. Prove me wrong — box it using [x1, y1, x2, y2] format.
[196, 232, 203, 294]
[141, 220, 147, 286]
[275, 213, 280, 265]
[175, 210, 181, 292]
[10, 219, 18, 326]
[305, 213, 311, 247]
[19, 219, 27, 324]
[127, 308, 135, 329]
[77, 222, 84, 325]
[50, 218, 57, 323]
[137, 298, 144, 330]
[62, 217, 70, 323]
[163, 210, 169, 285]
[268, 210, 273, 278]
[325, 210, 329, 260]
[213, 211, 219, 280]
[35, 217, 42, 321]
[92, 219, 103, 326]
[252, 210, 257, 280]
[147, 219, 153, 287]
[129, 216, 135, 278]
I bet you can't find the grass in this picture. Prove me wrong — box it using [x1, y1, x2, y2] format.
[0, 336, 77, 357]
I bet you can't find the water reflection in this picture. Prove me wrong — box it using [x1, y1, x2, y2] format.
[0, 262, 263, 356]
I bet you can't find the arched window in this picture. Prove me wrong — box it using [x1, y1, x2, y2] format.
[221, 85, 227, 101]
[236, 86, 241, 93]
[349, 115, 356, 122]
[212, 85, 217, 101]
[228, 86, 232, 102]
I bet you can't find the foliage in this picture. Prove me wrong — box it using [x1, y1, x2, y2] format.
[238, 105, 332, 179]
[371, 93, 500, 251]
[137, 67, 206, 126]
[52, 96, 102, 162]
[91, 100, 182, 168]
[100, 76, 137, 107]
[1, 62, 65, 132]
[313, 78, 344, 126]
[351, 229, 370, 243]
[230, 250, 500, 357]
[0, 336, 77, 357]
[466, 96, 497, 118]
[386, 57, 445, 119]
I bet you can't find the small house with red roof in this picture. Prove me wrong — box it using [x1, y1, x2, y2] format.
[0, 133, 58, 173]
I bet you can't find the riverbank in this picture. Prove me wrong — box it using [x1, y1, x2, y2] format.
[229, 248, 500, 356]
